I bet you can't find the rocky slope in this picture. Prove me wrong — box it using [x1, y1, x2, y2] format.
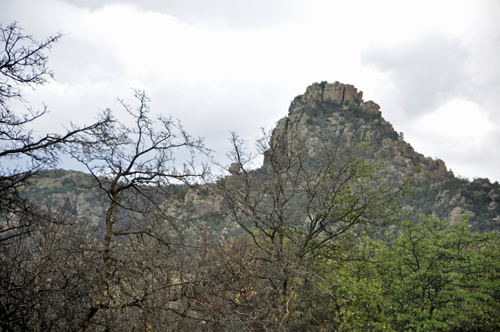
[266, 81, 500, 231]
[22, 170, 108, 226]
[270, 81, 451, 181]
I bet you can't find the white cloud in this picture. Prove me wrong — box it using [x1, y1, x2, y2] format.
[64, 0, 306, 30]
[361, 31, 471, 115]
[416, 99, 493, 143]
[1, 0, 499, 181]
[406, 99, 499, 180]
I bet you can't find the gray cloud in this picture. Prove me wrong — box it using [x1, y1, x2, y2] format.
[51, 40, 126, 84]
[360, 28, 500, 182]
[361, 31, 470, 116]
[63, 0, 305, 30]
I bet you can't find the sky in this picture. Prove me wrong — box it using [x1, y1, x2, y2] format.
[1, 0, 499, 182]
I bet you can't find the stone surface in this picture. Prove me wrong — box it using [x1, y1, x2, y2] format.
[363, 100, 381, 112]
[303, 82, 323, 105]
[269, 81, 456, 183]
[449, 206, 475, 225]
[228, 163, 241, 175]
[436, 159, 447, 173]
[344, 84, 362, 103]
[184, 186, 221, 215]
[298, 81, 364, 106]
[323, 83, 344, 104]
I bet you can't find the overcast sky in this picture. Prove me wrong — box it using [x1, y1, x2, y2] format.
[1, 0, 499, 182]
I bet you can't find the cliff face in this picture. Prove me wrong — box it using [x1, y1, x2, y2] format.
[266, 82, 500, 230]
[300, 81, 364, 105]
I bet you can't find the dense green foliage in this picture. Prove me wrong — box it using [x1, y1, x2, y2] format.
[293, 217, 500, 331]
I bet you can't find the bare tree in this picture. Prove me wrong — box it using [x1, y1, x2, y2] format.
[215, 128, 408, 330]
[0, 22, 112, 331]
[0, 21, 60, 108]
[0, 22, 214, 331]
[65, 89, 211, 331]
[1, 20, 411, 332]
[0, 21, 111, 242]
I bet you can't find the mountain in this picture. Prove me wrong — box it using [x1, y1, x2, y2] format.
[265, 81, 500, 231]
[23, 82, 500, 232]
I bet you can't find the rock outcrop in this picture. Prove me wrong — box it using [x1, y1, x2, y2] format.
[270, 81, 452, 181]
[295, 81, 364, 106]
[265, 81, 499, 229]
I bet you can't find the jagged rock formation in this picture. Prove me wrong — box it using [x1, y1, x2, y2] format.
[269, 81, 453, 182]
[22, 170, 107, 226]
[228, 163, 241, 175]
[266, 81, 499, 230]
[299, 81, 364, 105]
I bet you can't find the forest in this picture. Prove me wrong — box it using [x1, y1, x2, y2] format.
[1, 22, 499, 332]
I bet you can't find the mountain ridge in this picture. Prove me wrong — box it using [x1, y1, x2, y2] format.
[265, 81, 498, 230]
[266, 82, 453, 182]
[23, 81, 500, 232]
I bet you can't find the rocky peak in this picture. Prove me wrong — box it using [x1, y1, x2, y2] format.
[292, 81, 364, 110]
[268, 81, 453, 182]
[286, 82, 381, 123]
[264, 81, 500, 231]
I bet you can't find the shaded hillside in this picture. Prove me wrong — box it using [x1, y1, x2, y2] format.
[22, 170, 107, 226]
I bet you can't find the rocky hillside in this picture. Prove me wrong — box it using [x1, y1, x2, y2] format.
[22, 170, 108, 226]
[270, 81, 451, 180]
[23, 82, 500, 232]
[266, 81, 500, 231]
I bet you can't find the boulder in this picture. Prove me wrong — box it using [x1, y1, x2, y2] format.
[323, 83, 344, 104]
[344, 84, 363, 103]
[228, 163, 241, 175]
[303, 82, 323, 105]
[363, 100, 381, 112]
